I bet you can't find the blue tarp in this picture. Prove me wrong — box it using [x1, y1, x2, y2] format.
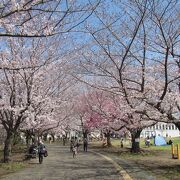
[155, 136, 166, 146]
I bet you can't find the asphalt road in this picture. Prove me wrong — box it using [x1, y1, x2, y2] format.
[1, 144, 122, 180]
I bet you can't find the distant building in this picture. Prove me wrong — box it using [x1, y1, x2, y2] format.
[141, 122, 180, 138]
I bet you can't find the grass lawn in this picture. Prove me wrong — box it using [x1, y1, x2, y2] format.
[0, 144, 29, 178]
[91, 137, 180, 180]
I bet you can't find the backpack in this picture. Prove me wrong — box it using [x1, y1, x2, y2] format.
[44, 150, 48, 157]
[39, 144, 47, 154]
[40, 147, 46, 153]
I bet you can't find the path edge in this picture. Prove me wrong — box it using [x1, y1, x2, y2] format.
[89, 150, 133, 180]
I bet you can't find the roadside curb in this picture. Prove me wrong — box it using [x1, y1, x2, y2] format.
[90, 150, 133, 180]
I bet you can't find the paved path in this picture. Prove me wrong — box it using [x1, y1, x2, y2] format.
[1, 145, 123, 180]
[103, 153, 156, 180]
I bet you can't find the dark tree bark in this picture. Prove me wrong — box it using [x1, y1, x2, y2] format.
[13, 132, 21, 146]
[106, 133, 112, 147]
[25, 130, 33, 147]
[130, 129, 142, 153]
[105, 130, 112, 147]
[174, 122, 180, 131]
[3, 131, 13, 163]
[83, 129, 88, 139]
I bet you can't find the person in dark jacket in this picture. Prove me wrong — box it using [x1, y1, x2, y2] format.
[38, 141, 47, 163]
[83, 138, 88, 152]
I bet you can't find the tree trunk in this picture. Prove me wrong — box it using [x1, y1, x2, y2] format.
[130, 129, 142, 153]
[106, 132, 112, 147]
[34, 132, 39, 145]
[83, 129, 88, 139]
[26, 135, 30, 147]
[25, 130, 32, 147]
[4, 131, 13, 163]
[13, 132, 20, 146]
[43, 133, 48, 141]
[174, 122, 180, 131]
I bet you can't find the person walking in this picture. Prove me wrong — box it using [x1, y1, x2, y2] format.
[38, 141, 47, 164]
[70, 140, 74, 152]
[72, 145, 77, 158]
[120, 138, 124, 148]
[145, 136, 150, 147]
[63, 135, 66, 146]
[74, 137, 79, 152]
[83, 138, 88, 152]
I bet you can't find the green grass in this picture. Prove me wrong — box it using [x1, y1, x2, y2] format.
[168, 137, 180, 144]
[110, 137, 180, 151]
[0, 162, 26, 171]
[144, 137, 180, 151]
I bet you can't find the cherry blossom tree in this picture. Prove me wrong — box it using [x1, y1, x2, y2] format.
[0, 0, 101, 37]
[76, 90, 154, 151]
[142, 0, 180, 128]
[0, 36, 61, 162]
[73, 0, 179, 152]
[84, 91, 126, 147]
[22, 65, 75, 145]
[0, 0, 100, 162]
[0, 59, 35, 162]
[72, 92, 91, 140]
